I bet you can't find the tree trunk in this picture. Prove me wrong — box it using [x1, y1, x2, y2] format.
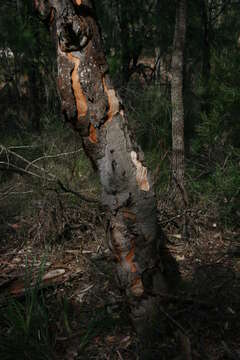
[34, 0, 170, 335]
[171, 0, 187, 207]
[201, 0, 211, 115]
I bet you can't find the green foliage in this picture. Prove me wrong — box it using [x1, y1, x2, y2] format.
[0, 0, 57, 133]
[187, 9, 240, 226]
[0, 258, 54, 360]
[107, 53, 122, 78]
[76, 306, 128, 357]
[0, 1, 53, 59]
[123, 82, 172, 192]
[127, 83, 171, 151]
[213, 160, 240, 226]
[96, 0, 175, 83]
[193, 47, 240, 153]
[145, 148, 170, 194]
[188, 156, 240, 227]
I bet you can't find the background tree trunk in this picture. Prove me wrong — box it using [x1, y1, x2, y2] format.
[171, 0, 187, 207]
[201, 0, 211, 116]
[34, 0, 170, 335]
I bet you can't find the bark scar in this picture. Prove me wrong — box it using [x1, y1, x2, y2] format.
[68, 53, 88, 121]
[49, 8, 55, 24]
[123, 210, 136, 222]
[68, 53, 96, 142]
[89, 124, 98, 143]
[131, 277, 144, 297]
[131, 151, 150, 191]
[125, 246, 137, 273]
[102, 77, 119, 123]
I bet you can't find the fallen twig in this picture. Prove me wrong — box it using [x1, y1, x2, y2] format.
[159, 305, 188, 335]
[222, 341, 240, 360]
[25, 148, 83, 171]
[57, 180, 99, 204]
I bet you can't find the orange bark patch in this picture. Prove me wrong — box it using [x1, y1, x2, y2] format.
[89, 124, 98, 143]
[75, 0, 82, 5]
[102, 77, 119, 123]
[123, 210, 136, 222]
[131, 277, 144, 297]
[111, 227, 123, 262]
[126, 247, 137, 273]
[131, 151, 150, 191]
[68, 53, 88, 121]
[49, 8, 55, 24]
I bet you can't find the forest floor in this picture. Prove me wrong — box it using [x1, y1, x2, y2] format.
[0, 190, 240, 360]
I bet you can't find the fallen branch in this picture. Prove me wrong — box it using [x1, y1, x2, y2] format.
[159, 305, 188, 335]
[0, 161, 53, 180]
[25, 148, 83, 171]
[57, 180, 99, 204]
[222, 341, 240, 360]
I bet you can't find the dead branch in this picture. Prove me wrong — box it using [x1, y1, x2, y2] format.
[57, 180, 99, 204]
[25, 148, 83, 171]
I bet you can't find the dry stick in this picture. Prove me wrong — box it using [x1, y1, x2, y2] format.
[0, 145, 56, 180]
[7, 148, 55, 178]
[8, 145, 40, 150]
[159, 213, 184, 225]
[1, 145, 98, 203]
[25, 148, 83, 170]
[159, 306, 193, 360]
[0, 145, 10, 168]
[222, 341, 240, 360]
[157, 291, 215, 309]
[116, 350, 124, 360]
[159, 305, 188, 335]
[0, 161, 52, 180]
[159, 208, 194, 225]
[0, 163, 98, 205]
[57, 180, 99, 204]
[0, 184, 18, 198]
[0, 190, 34, 201]
[3, 145, 82, 177]
[4, 146, 99, 204]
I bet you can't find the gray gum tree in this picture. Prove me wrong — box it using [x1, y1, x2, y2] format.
[34, 0, 170, 334]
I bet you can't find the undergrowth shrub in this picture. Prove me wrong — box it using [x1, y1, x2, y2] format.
[125, 82, 171, 152]
[188, 48, 240, 227]
[0, 259, 54, 360]
[123, 81, 172, 192]
[187, 156, 240, 227]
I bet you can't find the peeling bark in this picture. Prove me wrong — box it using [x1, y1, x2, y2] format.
[34, 0, 170, 334]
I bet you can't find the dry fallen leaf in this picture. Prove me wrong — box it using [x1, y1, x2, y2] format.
[120, 335, 132, 348]
[42, 269, 66, 281]
[106, 335, 116, 343]
[176, 255, 185, 261]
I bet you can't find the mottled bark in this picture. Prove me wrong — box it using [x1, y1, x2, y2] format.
[34, 0, 169, 333]
[171, 0, 187, 206]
